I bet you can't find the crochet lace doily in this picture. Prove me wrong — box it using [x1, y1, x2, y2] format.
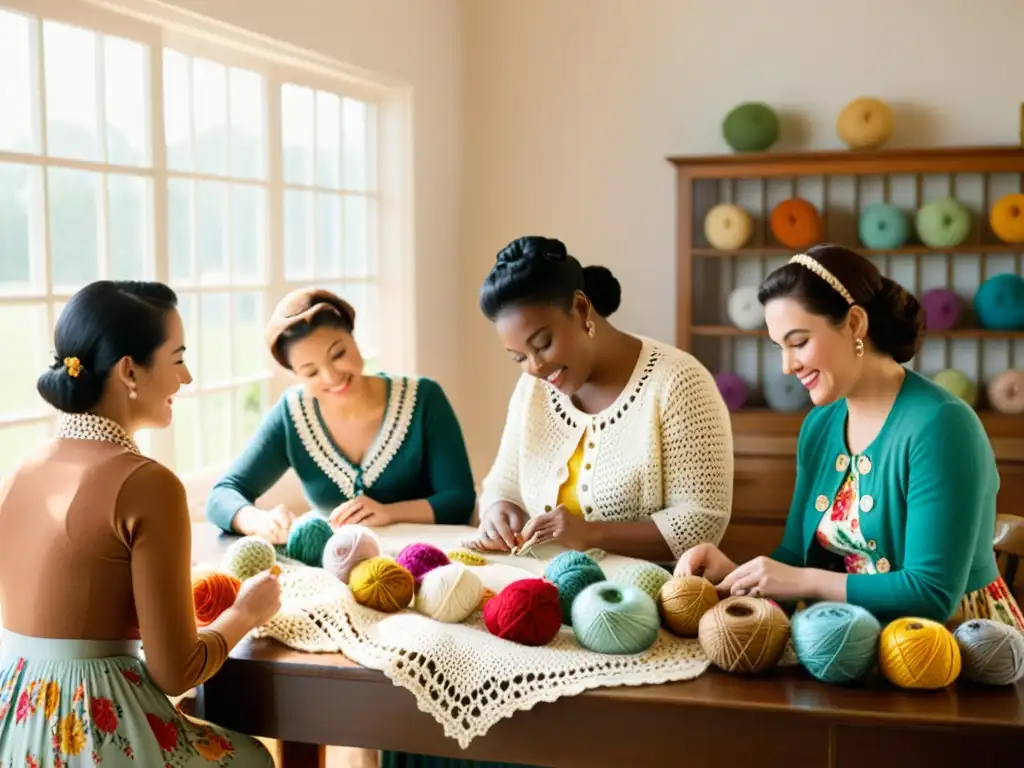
[250, 525, 732, 748]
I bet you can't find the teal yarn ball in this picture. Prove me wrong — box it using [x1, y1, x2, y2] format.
[974, 273, 1024, 331]
[544, 550, 606, 624]
[222, 535, 277, 581]
[613, 561, 673, 601]
[791, 601, 881, 684]
[722, 102, 780, 152]
[285, 514, 334, 567]
[571, 581, 661, 655]
[858, 202, 910, 250]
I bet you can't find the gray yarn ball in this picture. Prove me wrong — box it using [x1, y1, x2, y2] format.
[953, 619, 1024, 685]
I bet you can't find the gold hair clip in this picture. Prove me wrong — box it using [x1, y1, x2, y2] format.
[63, 357, 83, 378]
[789, 254, 855, 306]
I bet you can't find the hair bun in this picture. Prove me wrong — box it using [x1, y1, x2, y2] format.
[867, 277, 925, 363]
[582, 265, 622, 318]
[495, 236, 567, 267]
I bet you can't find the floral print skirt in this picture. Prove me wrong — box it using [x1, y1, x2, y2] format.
[0, 631, 272, 768]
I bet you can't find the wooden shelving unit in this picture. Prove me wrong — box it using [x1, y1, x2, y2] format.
[669, 145, 1024, 567]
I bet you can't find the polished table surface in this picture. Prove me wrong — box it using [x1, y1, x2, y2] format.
[192, 524, 1024, 768]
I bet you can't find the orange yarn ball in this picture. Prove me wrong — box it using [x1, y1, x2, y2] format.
[192, 571, 241, 626]
[770, 198, 823, 249]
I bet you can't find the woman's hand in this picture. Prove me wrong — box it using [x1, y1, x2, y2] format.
[329, 495, 393, 528]
[470, 502, 528, 552]
[717, 556, 809, 602]
[674, 542, 737, 585]
[232, 570, 282, 627]
[233, 504, 296, 544]
[521, 505, 592, 551]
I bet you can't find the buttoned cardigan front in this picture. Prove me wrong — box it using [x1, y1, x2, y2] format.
[772, 369, 1001, 623]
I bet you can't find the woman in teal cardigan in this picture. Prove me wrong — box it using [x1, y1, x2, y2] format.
[678, 244, 1023, 629]
[206, 288, 476, 540]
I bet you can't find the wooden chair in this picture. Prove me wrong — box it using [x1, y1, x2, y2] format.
[994, 514, 1024, 600]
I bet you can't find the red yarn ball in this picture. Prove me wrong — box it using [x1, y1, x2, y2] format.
[483, 578, 562, 646]
[192, 571, 241, 626]
[396, 542, 450, 585]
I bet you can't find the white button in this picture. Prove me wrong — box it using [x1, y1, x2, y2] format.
[815, 495, 830, 512]
[867, 539, 877, 550]
[857, 456, 872, 475]
[835, 454, 850, 472]
[860, 495, 874, 512]
[877, 557, 890, 573]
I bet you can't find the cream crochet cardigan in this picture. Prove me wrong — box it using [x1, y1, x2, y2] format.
[479, 336, 735, 559]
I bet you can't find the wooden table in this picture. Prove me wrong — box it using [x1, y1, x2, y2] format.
[192, 524, 1024, 768]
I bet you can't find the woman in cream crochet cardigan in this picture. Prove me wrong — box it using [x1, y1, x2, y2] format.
[468, 235, 735, 562]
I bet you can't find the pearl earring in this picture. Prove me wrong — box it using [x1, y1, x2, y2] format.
[128, 388, 138, 401]
[855, 338, 865, 358]
[585, 320, 595, 337]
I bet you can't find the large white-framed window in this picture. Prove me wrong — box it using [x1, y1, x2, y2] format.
[0, 0, 408, 481]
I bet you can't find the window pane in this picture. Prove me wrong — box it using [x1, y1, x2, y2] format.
[316, 192, 340, 278]
[284, 189, 312, 280]
[315, 91, 340, 188]
[232, 292, 263, 378]
[0, 422, 52, 480]
[342, 98, 369, 191]
[0, 163, 40, 294]
[342, 195, 372, 276]
[229, 67, 264, 180]
[176, 292, 198, 393]
[107, 174, 150, 280]
[43, 21, 100, 161]
[196, 181, 227, 283]
[201, 392, 232, 468]
[231, 184, 264, 282]
[104, 36, 149, 167]
[173, 396, 199, 474]
[0, 303, 49, 416]
[48, 168, 99, 289]
[163, 49, 192, 172]
[344, 282, 379, 360]
[0, 10, 36, 154]
[234, 381, 266, 454]
[193, 57, 227, 176]
[199, 293, 230, 386]
[168, 178, 192, 283]
[281, 83, 313, 185]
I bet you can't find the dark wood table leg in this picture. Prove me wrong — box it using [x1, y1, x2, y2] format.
[276, 740, 326, 768]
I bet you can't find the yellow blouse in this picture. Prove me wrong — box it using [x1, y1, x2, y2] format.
[556, 435, 587, 517]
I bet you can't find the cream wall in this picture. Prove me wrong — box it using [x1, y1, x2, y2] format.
[458, 0, 1024, 475]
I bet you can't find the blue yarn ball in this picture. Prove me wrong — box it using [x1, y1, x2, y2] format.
[791, 601, 881, 684]
[974, 273, 1024, 331]
[858, 202, 910, 250]
[571, 581, 661, 655]
[544, 550, 606, 624]
[285, 514, 334, 567]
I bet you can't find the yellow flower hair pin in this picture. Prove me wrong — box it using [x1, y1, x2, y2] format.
[63, 357, 83, 378]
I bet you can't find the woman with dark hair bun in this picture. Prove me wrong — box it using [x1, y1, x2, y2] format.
[677, 244, 1023, 630]
[467, 235, 735, 563]
[0, 280, 278, 766]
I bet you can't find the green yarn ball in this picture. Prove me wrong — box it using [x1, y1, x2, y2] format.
[722, 102, 780, 152]
[571, 581, 661, 655]
[544, 550, 606, 624]
[285, 513, 334, 567]
[222, 535, 277, 581]
[791, 602, 881, 684]
[915, 197, 971, 248]
[613, 561, 673, 601]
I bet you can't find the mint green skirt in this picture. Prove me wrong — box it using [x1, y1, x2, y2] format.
[0, 630, 272, 767]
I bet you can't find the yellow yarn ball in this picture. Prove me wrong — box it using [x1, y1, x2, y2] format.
[879, 617, 961, 690]
[447, 549, 488, 567]
[349, 557, 415, 613]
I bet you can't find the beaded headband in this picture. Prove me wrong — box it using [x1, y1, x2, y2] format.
[788, 253, 855, 306]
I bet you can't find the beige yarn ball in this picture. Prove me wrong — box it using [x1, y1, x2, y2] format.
[414, 563, 484, 623]
[704, 204, 753, 250]
[987, 370, 1024, 415]
[837, 97, 894, 150]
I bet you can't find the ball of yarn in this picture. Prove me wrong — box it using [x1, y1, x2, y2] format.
[447, 549, 488, 567]
[932, 368, 977, 407]
[989, 192, 1024, 244]
[836, 96, 893, 150]
[658, 576, 719, 637]
[987, 369, 1024, 415]
[858, 202, 909, 250]
[722, 102, 779, 152]
[770, 198, 822, 250]
[698, 596, 791, 674]
[414, 563, 484, 623]
[916, 197, 971, 249]
[285, 513, 334, 567]
[544, 550, 606, 624]
[322, 525, 381, 583]
[763, 369, 812, 413]
[953, 618, 1024, 685]
[726, 286, 765, 330]
[192, 571, 241, 626]
[483, 578, 562, 646]
[921, 288, 962, 331]
[879, 617, 961, 689]
[974, 273, 1024, 331]
[614, 561, 673, 601]
[572, 581, 661, 655]
[704, 203, 753, 250]
[790, 601, 881, 684]
[221, 536, 277, 581]
[396, 542, 451, 585]
[349, 557, 415, 613]
[715, 372, 748, 412]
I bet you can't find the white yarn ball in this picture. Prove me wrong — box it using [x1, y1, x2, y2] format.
[414, 563, 484, 623]
[322, 525, 381, 583]
[727, 286, 765, 330]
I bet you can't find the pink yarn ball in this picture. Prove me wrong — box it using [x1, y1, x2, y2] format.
[396, 542, 450, 585]
[323, 525, 381, 583]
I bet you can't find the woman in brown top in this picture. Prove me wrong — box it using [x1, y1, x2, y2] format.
[0, 281, 279, 767]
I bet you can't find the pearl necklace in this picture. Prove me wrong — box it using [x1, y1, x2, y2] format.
[56, 413, 140, 454]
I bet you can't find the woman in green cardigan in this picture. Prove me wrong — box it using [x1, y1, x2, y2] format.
[205, 287, 476, 540]
[677, 244, 1023, 630]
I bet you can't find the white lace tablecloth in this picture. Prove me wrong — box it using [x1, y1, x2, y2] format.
[247, 524, 723, 748]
